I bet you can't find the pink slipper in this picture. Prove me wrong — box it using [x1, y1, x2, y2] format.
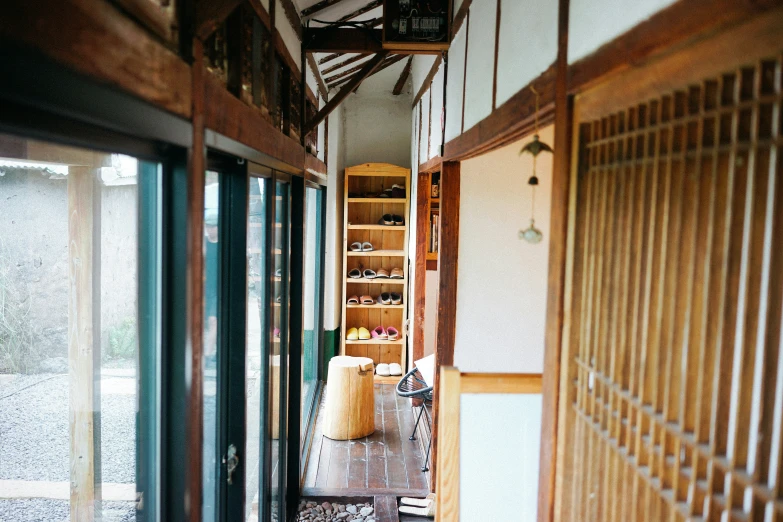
[386, 326, 399, 341]
[371, 326, 388, 340]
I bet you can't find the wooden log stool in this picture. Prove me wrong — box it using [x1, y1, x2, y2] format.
[322, 356, 375, 440]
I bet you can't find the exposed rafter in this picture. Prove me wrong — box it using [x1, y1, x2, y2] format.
[301, 0, 347, 18]
[330, 54, 406, 89]
[322, 53, 371, 75]
[306, 53, 329, 99]
[393, 56, 413, 95]
[279, 0, 303, 39]
[303, 51, 388, 137]
[195, 0, 244, 40]
[337, 0, 382, 23]
[319, 52, 344, 65]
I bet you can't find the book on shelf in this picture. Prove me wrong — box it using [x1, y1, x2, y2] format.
[430, 213, 439, 253]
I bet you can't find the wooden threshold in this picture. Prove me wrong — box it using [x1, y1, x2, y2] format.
[302, 487, 430, 498]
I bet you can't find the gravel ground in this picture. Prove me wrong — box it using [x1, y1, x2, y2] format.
[0, 499, 135, 522]
[0, 369, 137, 521]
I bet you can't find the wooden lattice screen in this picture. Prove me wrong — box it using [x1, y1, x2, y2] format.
[559, 54, 783, 521]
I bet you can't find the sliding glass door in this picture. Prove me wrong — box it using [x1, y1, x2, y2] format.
[301, 186, 324, 444]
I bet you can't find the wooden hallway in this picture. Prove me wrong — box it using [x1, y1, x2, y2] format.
[303, 384, 430, 496]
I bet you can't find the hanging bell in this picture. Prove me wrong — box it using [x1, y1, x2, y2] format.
[519, 134, 553, 157]
[519, 218, 543, 244]
[528, 175, 539, 186]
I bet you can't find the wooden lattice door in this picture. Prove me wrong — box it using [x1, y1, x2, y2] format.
[556, 49, 783, 521]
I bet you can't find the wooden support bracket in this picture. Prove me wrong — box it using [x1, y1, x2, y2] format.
[302, 51, 388, 137]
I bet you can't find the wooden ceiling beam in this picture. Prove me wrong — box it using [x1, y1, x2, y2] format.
[318, 52, 347, 65]
[278, 0, 303, 39]
[322, 53, 371, 75]
[303, 51, 388, 136]
[304, 27, 383, 53]
[306, 53, 329, 99]
[329, 54, 406, 89]
[393, 56, 413, 95]
[195, 0, 244, 40]
[337, 0, 382, 23]
[301, 0, 347, 18]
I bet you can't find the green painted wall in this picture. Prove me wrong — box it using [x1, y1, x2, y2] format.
[322, 327, 340, 380]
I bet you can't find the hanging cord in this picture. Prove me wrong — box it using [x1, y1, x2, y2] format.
[531, 184, 536, 221]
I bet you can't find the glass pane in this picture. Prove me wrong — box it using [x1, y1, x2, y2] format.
[0, 134, 159, 521]
[202, 170, 220, 521]
[245, 175, 268, 521]
[269, 180, 289, 522]
[301, 187, 322, 441]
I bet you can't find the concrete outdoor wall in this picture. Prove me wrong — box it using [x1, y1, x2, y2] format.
[453, 125, 554, 374]
[0, 169, 137, 366]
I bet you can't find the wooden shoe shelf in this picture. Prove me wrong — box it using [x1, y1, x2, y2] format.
[341, 163, 410, 379]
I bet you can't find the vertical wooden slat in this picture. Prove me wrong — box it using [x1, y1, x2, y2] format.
[435, 367, 460, 522]
[559, 53, 783, 522]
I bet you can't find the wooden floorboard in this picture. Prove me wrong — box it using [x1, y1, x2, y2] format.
[303, 384, 431, 494]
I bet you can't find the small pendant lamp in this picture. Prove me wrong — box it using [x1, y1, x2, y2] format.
[518, 86, 553, 244]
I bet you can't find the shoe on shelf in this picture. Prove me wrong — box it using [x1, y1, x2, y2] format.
[371, 326, 388, 340]
[392, 215, 404, 226]
[376, 363, 391, 377]
[390, 292, 402, 305]
[274, 327, 280, 339]
[348, 268, 362, 278]
[360, 295, 375, 305]
[377, 292, 391, 305]
[378, 214, 394, 225]
[358, 327, 371, 340]
[350, 241, 363, 252]
[392, 184, 406, 198]
[386, 327, 399, 341]
[390, 268, 404, 279]
[347, 327, 359, 341]
[388, 362, 402, 375]
[363, 268, 376, 279]
[361, 241, 373, 251]
[375, 268, 389, 278]
[347, 295, 359, 304]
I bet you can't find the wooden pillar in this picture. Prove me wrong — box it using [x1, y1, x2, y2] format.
[68, 166, 101, 521]
[539, 0, 570, 520]
[413, 171, 430, 364]
[430, 160, 460, 492]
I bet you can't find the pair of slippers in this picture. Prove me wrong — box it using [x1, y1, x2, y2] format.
[349, 241, 373, 252]
[376, 362, 402, 377]
[399, 494, 435, 518]
[348, 268, 376, 279]
[346, 327, 371, 341]
[371, 325, 399, 340]
[377, 292, 402, 305]
[346, 295, 374, 305]
[378, 214, 405, 226]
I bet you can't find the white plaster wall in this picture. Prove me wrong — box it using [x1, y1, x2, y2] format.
[496, 0, 558, 106]
[462, 0, 496, 131]
[429, 66, 444, 160]
[419, 90, 430, 165]
[453, 125, 554, 373]
[305, 60, 319, 101]
[323, 104, 345, 330]
[411, 55, 437, 98]
[343, 90, 412, 168]
[460, 394, 542, 521]
[276, 7, 302, 71]
[568, 0, 676, 63]
[445, 24, 466, 142]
